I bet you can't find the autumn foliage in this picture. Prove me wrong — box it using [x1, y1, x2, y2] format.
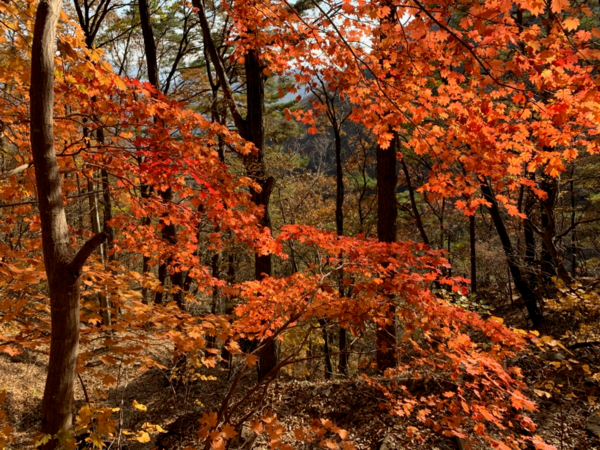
[1, 0, 599, 448]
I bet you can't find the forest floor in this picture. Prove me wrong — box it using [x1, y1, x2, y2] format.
[2, 308, 600, 449]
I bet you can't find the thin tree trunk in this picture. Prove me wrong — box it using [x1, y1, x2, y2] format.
[194, 1, 277, 380]
[220, 253, 236, 366]
[481, 182, 542, 327]
[570, 177, 577, 278]
[334, 125, 348, 376]
[469, 214, 476, 294]
[87, 174, 110, 325]
[401, 158, 429, 246]
[376, 134, 398, 372]
[137, 0, 158, 87]
[31, 1, 105, 446]
[137, 0, 185, 305]
[539, 175, 572, 284]
[375, 2, 399, 373]
[319, 319, 333, 379]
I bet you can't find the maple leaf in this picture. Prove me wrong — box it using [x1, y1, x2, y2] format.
[341, 0, 353, 14]
[474, 423, 485, 435]
[551, 0, 569, 13]
[200, 412, 218, 428]
[249, 420, 263, 434]
[563, 17, 580, 31]
[245, 354, 258, 367]
[221, 424, 237, 439]
[511, 391, 536, 411]
[101, 374, 117, 386]
[211, 436, 225, 450]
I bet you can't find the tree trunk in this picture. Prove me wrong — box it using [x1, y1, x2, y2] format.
[570, 177, 577, 278]
[319, 319, 333, 379]
[469, 214, 477, 294]
[30, 1, 105, 446]
[539, 175, 572, 284]
[137, 0, 158, 88]
[376, 135, 398, 373]
[481, 182, 542, 327]
[137, 0, 155, 302]
[400, 158, 430, 246]
[137, 0, 185, 306]
[87, 174, 110, 325]
[241, 50, 278, 382]
[194, 1, 276, 381]
[334, 122, 348, 376]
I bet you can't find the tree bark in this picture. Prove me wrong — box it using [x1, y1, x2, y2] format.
[375, 2, 399, 373]
[400, 158, 430, 246]
[137, 0, 158, 87]
[481, 182, 542, 327]
[242, 50, 277, 382]
[334, 122, 348, 376]
[376, 135, 398, 372]
[30, 1, 105, 446]
[469, 214, 477, 294]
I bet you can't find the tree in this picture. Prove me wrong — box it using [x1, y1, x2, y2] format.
[30, 0, 105, 446]
[193, 0, 278, 381]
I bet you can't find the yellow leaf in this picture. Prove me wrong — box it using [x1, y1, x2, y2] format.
[533, 389, 551, 398]
[133, 400, 147, 412]
[134, 431, 151, 443]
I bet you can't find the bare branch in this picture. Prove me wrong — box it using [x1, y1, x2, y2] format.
[68, 232, 108, 275]
[0, 163, 32, 180]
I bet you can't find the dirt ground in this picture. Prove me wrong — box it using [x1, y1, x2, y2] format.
[2, 314, 600, 449]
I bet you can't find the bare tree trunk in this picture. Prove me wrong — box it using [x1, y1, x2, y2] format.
[400, 158, 430, 246]
[137, 0, 158, 87]
[334, 124, 349, 376]
[570, 177, 577, 278]
[137, 0, 185, 306]
[481, 182, 542, 327]
[375, 3, 398, 374]
[242, 50, 277, 382]
[376, 134, 398, 373]
[469, 214, 477, 294]
[87, 174, 110, 325]
[540, 175, 572, 284]
[30, 1, 105, 446]
[138, 0, 162, 304]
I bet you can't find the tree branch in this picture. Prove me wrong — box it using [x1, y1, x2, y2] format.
[0, 163, 31, 180]
[192, 0, 245, 131]
[68, 232, 107, 275]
